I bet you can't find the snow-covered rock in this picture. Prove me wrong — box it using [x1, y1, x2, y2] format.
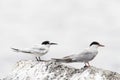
[2, 60, 120, 80]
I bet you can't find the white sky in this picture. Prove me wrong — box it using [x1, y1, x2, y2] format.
[0, 0, 120, 78]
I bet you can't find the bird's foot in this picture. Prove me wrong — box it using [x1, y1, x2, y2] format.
[84, 65, 89, 68]
[84, 62, 90, 68]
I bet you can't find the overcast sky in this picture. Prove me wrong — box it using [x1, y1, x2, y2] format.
[0, 0, 120, 78]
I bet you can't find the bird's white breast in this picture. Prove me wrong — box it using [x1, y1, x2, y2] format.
[31, 45, 49, 56]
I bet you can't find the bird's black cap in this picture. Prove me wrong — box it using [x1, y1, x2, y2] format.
[90, 41, 104, 47]
[90, 41, 100, 46]
[41, 41, 50, 45]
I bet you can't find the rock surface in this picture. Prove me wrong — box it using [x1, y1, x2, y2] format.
[2, 60, 120, 80]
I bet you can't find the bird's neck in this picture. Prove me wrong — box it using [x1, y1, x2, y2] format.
[45, 45, 50, 48]
[89, 45, 98, 50]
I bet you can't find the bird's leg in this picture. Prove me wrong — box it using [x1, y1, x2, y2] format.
[84, 63, 88, 68]
[84, 62, 90, 68]
[87, 62, 90, 67]
[38, 57, 41, 61]
[35, 57, 39, 61]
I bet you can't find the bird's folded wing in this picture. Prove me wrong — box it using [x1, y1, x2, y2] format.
[51, 58, 73, 63]
[32, 47, 46, 50]
[75, 50, 95, 61]
[82, 51, 94, 58]
[52, 54, 76, 63]
[63, 54, 75, 59]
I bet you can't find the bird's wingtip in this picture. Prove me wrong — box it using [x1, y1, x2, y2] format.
[11, 47, 19, 52]
[51, 58, 57, 60]
[11, 47, 14, 49]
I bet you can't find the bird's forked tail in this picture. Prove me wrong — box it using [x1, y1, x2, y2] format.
[11, 48, 21, 52]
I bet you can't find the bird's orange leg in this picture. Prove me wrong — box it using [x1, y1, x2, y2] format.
[84, 62, 90, 68]
[84, 63, 88, 68]
[87, 62, 90, 67]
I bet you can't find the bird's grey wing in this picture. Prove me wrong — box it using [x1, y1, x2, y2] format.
[32, 44, 45, 50]
[52, 54, 76, 63]
[31, 47, 48, 55]
[74, 50, 96, 62]
[32, 47, 46, 50]
[63, 54, 75, 59]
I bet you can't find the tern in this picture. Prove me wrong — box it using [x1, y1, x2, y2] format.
[11, 41, 57, 61]
[52, 41, 104, 67]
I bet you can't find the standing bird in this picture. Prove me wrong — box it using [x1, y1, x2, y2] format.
[52, 41, 104, 67]
[11, 41, 57, 61]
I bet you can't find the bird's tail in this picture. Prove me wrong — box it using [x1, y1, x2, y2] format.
[11, 48, 31, 53]
[51, 58, 72, 63]
[11, 48, 21, 52]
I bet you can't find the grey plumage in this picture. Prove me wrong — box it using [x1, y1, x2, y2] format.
[52, 41, 104, 67]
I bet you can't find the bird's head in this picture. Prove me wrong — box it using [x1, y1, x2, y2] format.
[90, 41, 104, 48]
[41, 41, 57, 46]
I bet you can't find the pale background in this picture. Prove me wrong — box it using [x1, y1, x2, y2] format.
[0, 0, 120, 78]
